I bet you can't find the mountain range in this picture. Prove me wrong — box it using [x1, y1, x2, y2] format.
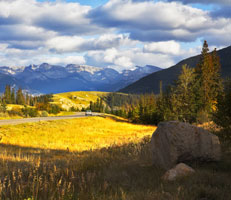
[0, 64, 162, 94]
[120, 46, 231, 94]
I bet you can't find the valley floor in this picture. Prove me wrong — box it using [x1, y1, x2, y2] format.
[0, 116, 230, 199]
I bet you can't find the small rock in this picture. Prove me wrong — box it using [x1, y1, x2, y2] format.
[162, 163, 195, 181]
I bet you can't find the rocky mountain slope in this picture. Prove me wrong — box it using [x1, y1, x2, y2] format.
[0, 64, 162, 94]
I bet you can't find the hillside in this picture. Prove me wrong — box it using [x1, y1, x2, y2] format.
[52, 91, 108, 110]
[0, 73, 28, 93]
[120, 46, 231, 94]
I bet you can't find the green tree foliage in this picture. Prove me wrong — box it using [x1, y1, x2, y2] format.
[171, 65, 197, 122]
[195, 41, 223, 114]
[4, 85, 11, 104]
[0, 99, 7, 113]
[11, 88, 16, 104]
[88, 98, 105, 113]
[22, 105, 39, 117]
[16, 88, 25, 105]
[104, 41, 223, 125]
[213, 80, 231, 139]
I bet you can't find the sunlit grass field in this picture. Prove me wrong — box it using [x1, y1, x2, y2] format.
[0, 116, 155, 151]
[52, 91, 107, 110]
[0, 116, 230, 200]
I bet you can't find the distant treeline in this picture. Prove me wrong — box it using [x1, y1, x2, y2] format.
[89, 41, 231, 138]
[0, 87, 61, 117]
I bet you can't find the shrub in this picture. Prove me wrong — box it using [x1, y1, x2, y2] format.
[41, 111, 49, 117]
[8, 107, 23, 116]
[21, 106, 39, 117]
[48, 104, 61, 114]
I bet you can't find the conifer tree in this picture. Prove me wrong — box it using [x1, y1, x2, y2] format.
[195, 40, 223, 115]
[16, 88, 25, 105]
[171, 64, 197, 122]
[1, 100, 7, 113]
[11, 88, 16, 104]
[4, 85, 11, 104]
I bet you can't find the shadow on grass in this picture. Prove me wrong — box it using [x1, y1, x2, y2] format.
[0, 138, 231, 200]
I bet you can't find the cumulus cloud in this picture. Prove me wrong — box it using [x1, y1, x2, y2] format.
[166, 0, 231, 5]
[46, 34, 135, 53]
[0, 0, 230, 71]
[0, 43, 86, 66]
[143, 41, 181, 55]
[90, 0, 209, 31]
[89, 0, 229, 43]
[86, 47, 179, 71]
[41, 55, 86, 66]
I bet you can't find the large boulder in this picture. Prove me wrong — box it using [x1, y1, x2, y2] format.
[151, 121, 221, 169]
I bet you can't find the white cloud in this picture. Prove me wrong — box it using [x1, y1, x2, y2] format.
[143, 41, 181, 55]
[90, 0, 231, 44]
[87, 47, 177, 71]
[167, 0, 231, 5]
[46, 34, 135, 53]
[41, 55, 86, 66]
[0, 0, 230, 71]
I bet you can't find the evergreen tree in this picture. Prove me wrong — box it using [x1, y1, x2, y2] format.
[1, 99, 7, 113]
[16, 88, 25, 105]
[195, 40, 223, 115]
[26, 93, 30, 105]
[213, 80, 231, 139]
[11, 88, 16, 104]
[171, 65, 197, 122]
[4, 85, 11, 104]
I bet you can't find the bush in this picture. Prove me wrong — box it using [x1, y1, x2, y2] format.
[21, 106, 39, 118]
[41, 111, 49, 117]
[8, 107, 24, 116]
[48, 104, 61, 114]
[196, 110, 210, 124]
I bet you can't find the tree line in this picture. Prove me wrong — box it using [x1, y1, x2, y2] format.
[0, 87, 61, 117]
[89, 41, 230, 137]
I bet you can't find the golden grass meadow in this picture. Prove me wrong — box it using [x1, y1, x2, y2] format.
[52, 91, 107, 110]
[0, 116, 155, 151]
[0, 115, 231, 200]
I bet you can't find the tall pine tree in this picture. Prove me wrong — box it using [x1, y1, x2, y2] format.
[171, 64, 197, 122]
[4, 85, 11, 104]
[195, 40, 223, 115]
[16, 88, 25, 105]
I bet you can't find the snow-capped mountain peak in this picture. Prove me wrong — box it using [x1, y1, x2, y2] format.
[0, 63, 162, 93]
[66, 64, 102, 74]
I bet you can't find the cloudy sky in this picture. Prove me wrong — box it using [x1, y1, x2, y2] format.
[0, 0, 230, 71]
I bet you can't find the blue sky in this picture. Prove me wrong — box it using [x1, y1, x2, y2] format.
[0, 0, 230, 71]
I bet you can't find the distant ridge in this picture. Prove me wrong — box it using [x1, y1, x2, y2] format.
[119, 46, 231, 94]
[0, 64, 162, 94]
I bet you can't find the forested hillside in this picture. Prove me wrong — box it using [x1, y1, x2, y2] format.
[120, 46, 231, 94]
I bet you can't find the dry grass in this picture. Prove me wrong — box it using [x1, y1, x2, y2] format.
[52, 91, 107, 110]
[0, 116, 155, 151]
[0, 116, 230, 200]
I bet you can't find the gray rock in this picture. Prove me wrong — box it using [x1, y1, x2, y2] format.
[162, 163, 195, 181]
[151, 121, 221, 169]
